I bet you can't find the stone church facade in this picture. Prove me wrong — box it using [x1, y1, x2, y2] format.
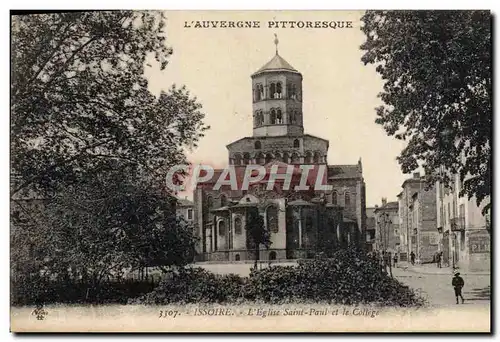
[193, 49, 366, 262]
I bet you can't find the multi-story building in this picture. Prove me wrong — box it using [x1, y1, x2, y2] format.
[436, 174, 490, 272]
[365, 207, 376, 252]
[193, 46, 367, 262]
[399, 173, 438, 263]
[373, 198, 400, 254]
[396, 191, 408, 261]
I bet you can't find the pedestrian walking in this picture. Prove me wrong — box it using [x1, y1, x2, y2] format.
[410, 251, 415, 265]
[452, 271, 465, 304]
[436, 252, 442, 268]
[393, 253, 398, 268]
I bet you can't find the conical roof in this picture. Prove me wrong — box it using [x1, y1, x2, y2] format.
[253, 54, 299, 76]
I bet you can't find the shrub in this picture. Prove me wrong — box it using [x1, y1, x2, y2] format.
[132, 249, 425, 307]
[244, 249, 424, 306]
[130, 267, 245, 305]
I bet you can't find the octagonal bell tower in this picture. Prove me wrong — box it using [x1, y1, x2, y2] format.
[252, 35, 304, 137]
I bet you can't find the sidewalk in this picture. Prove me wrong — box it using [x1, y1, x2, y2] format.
[396, 262, 490, 276]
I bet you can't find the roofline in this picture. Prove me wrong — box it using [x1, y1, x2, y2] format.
[303, 133, 329, 144]
[373, 205, 398, 212]
[226, 136, 251, 148]
[401, 178, 424, 188]
[226, 133, 329, 149]
[251, 69, 302, 78]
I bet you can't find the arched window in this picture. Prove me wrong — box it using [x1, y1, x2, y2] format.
[234, 216, 242, 235]
[276, 82, 282, 98]
[269, 251, 277, 260]
[265, 153, 273, 164]
[276, 108, 283, 124]
[234, 154, 242, 165]
[218, 220, 226, 236]
[255, 110, 264, 127]
[313, 152, 321, 164]
[274, 152, 282, 162]
[305, 151, 313, 164]
[255, 84, 264, 101]
[266, 206, 279, 233]
[332, 191, 338, 205]
[254, 140, 261, 149]
[220, 194, 227, 207]
[291, 84, 297, 99]
[293, 139, 300, 148]
[243, 152, 250, 165]
[235, 254, 240, 261]
[256, 152, 265, 165]
[282, 152, 289, 163]
[254, 87, 259, 102]
[270, 109, 276, 124]
[345, 193, 351, 206]
[291, 153, 300, 164]
[270, 83, 276, 98]
[206, 196, 213, 208]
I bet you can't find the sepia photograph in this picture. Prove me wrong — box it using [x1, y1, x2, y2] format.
[9, 9, 491, 333]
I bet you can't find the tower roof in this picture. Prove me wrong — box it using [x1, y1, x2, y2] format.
[252, 54, 300, 76]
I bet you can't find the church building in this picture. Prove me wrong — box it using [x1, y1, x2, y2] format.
[193, 40, 367, 262]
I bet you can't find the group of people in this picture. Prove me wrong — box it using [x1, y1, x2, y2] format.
[367, 250, 399, 275]
[434, 251, 444, 268]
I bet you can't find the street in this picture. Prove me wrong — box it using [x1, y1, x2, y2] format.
[392, 266, 491, 307]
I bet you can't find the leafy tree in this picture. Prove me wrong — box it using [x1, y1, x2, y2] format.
[10, 11, 208, 301]
[12, 165, 197, 295]
[245, 207, 271, 269]
[360, 11, 491, 213]
[11, 11, 208, 197]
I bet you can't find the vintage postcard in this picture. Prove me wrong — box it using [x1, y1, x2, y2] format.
[10, 10, 491, 333]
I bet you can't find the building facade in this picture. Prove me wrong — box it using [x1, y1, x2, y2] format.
[193, 48, 366, 262]
[175, 198, 194, 224]
[365, 207, 376, 252]
[436, 175, 490, 272]
[399, 173, 438, 263]
[396, 191, 408, 261]
[373, 198, 400, 254]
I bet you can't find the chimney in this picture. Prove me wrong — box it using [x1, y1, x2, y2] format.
[413, 172, 420, 179]
[381, 198, 387, 206]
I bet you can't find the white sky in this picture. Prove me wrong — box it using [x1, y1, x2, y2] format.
[145, 10, 411, 207]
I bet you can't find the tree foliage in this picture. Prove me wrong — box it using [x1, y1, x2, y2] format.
[12, 166, 197, 283]
[11, 11, 208, 292]
[11, 11, 208, 197]
[360, 11, 491, 213]
[245, 207, 271, 268]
